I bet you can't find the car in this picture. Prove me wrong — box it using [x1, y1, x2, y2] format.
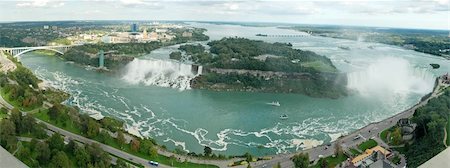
[149, 161, 159, 166]
[353, 135, 362, 141]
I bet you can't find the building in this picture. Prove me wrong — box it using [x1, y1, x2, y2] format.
[351, 146, 393, 167]
[130, 23, 139, 33]
[397, 118, 416, 141]
[143, 29, 148, 39]
[43, 25, 49, 29]
[0, 146, 28, 168]
[149, 32, 158, 41]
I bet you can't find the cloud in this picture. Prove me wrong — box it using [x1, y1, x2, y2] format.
[16, 0, 64, 8]
[337, 0, 449, 14]
[119, 0, 161, 8]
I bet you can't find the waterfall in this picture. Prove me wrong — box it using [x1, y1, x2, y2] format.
[347, 57, 435, 96]
[121, 59, 201, 90]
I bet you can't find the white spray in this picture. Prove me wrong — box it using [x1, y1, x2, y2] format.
[122, 59, 201, 90]
[347, 57, 435, 96]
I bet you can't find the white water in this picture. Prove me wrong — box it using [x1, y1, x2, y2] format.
[347, 57, 435, 97]
[122, 59, 200, 90]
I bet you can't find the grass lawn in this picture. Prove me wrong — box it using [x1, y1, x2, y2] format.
[358, 139, 378, 151]
[310, 153, 348, 168]
[33, 109, 83, 135]
[349, 148, 361, 156]
[301, 61, 337, 73]
[380, 129, 389, 143]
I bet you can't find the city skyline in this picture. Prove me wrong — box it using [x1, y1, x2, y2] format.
[0, 0, 449, 30]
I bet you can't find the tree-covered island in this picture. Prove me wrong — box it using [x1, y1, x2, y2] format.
[172, 37, 348, 98]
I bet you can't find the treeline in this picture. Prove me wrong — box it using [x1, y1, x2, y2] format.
[0, 109, 128, 168]
[70, 42, 164, 55]
[405, 89, 450, 167]
[192, 72, 348, 98]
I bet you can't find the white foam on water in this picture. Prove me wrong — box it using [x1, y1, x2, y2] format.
[164, 138, 190, 153]
[121, 58, 200, 90]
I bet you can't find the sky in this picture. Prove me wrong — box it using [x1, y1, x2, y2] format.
[0, 0, 449, 30]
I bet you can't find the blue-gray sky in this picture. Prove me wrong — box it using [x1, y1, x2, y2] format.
[1, 0, 449, 30]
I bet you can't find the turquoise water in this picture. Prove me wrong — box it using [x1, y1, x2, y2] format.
[19, 23, 450, 156]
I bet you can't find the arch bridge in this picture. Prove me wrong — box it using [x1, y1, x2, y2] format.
[0, 45, 80, 57]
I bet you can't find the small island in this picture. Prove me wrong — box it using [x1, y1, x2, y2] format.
[171, 37, 348, 98]
[430, 63, 440, 69]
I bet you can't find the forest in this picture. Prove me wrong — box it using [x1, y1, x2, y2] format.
[404, 88, 450, 167]
[176, 37, 337, 73]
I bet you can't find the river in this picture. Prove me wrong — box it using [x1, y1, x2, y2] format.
[19, 22, 450, 156]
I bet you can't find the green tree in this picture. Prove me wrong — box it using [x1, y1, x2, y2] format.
[320, 159, 328, 168]
[48, 104, 62, 121]
[117, 131, 125, 148]
[291, 153, 309, 168]
[115, 159, 128, 168]
[130, 138, 140, 152]
[10, 108, 22, 133]
[203, 146, 212, 157]
[48, 133, 65, 151]
[86, 119, 100, 138]
[0, 119, 16, 137]
[149, 146, 158, 159]
[391, 127, 403, 145]
[169, 51, 182, 60]
[50, 151, 71, 168]
[65, 139, 76, 154]
[36, 141, 51, 164]
[21, 113, 35, 134]
[75, 145, 91, 167]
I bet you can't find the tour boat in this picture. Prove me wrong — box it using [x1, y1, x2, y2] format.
[280, 114, 288, 120]
[267, 101, 281, 106]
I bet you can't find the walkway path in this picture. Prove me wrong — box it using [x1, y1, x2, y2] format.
[443, 127, 448, 148]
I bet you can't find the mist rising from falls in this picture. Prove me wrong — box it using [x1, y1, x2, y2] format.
[122, 59, 199, 90]
[347, 57, 435, 96]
